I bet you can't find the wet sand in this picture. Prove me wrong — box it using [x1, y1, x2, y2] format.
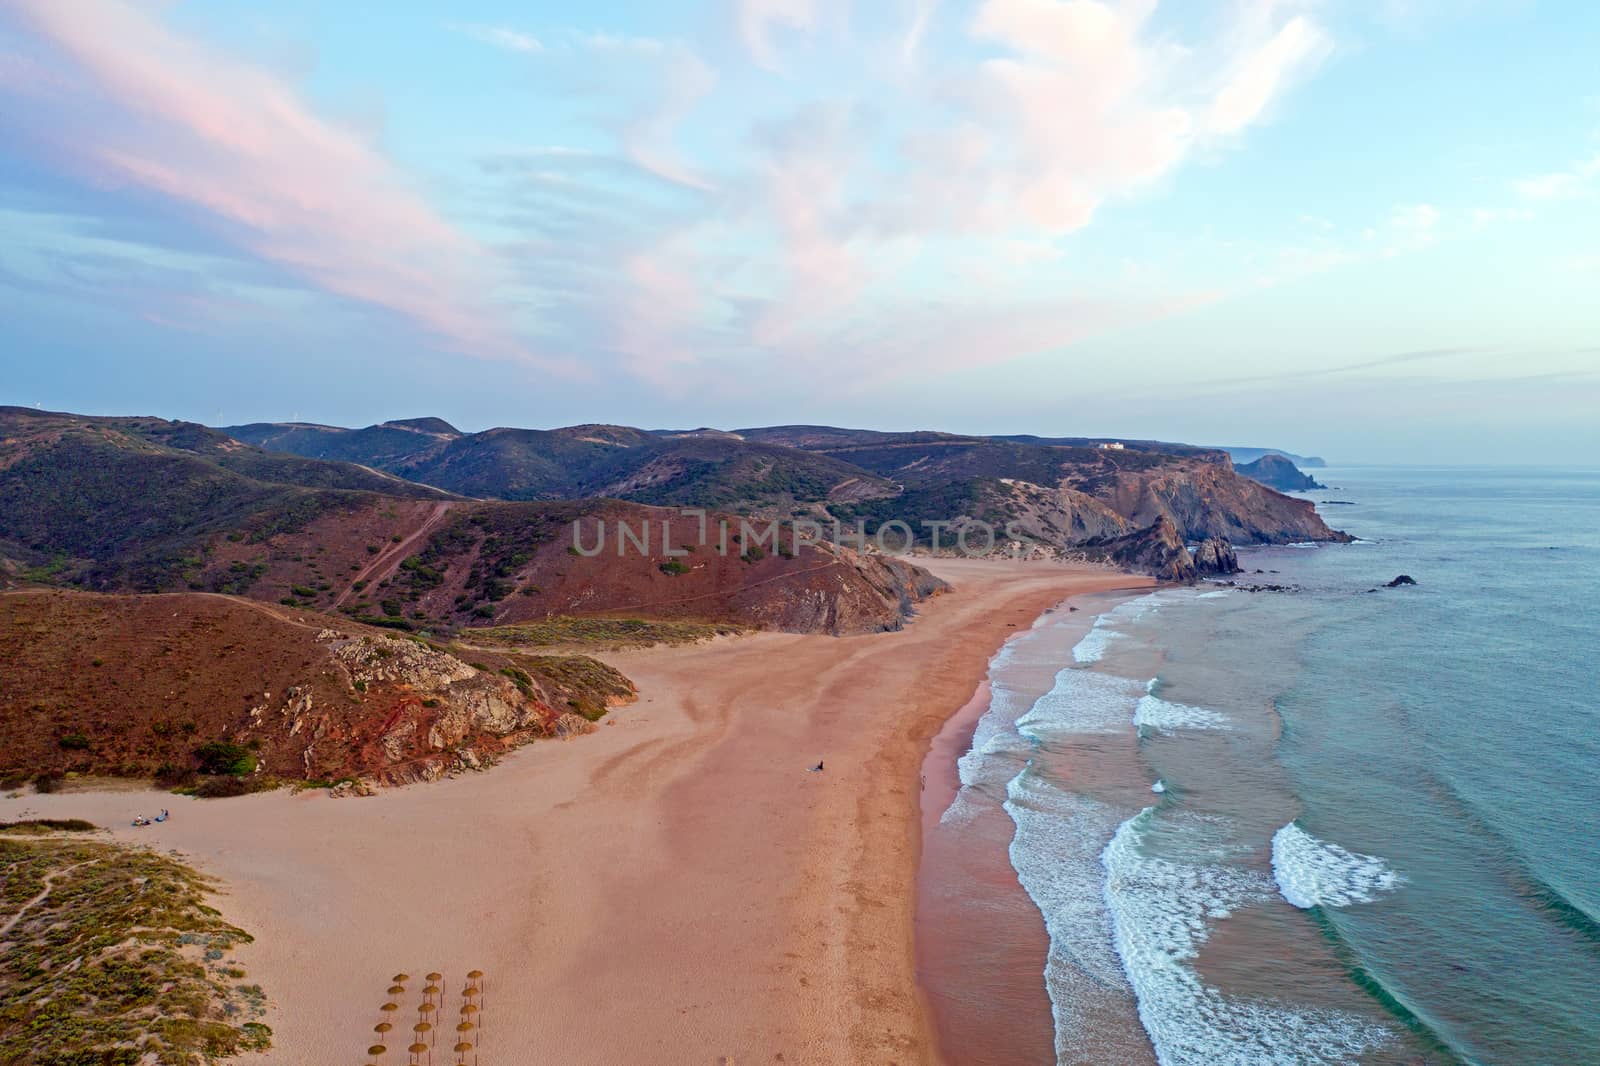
[0, 558, 1149, 1064]
[915, 590, 1153, 1066]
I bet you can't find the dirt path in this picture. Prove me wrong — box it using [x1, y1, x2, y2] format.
[332, 500, 454, 607]
[0, 859, 95, 939]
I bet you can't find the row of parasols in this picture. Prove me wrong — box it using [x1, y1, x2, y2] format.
[365, 968, 487, 1065]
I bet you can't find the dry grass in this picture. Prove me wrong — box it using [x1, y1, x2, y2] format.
[0, 834, 271, 1063]
[464, 615, 747, 651]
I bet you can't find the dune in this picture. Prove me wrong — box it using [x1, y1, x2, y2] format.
[0, 557, 1149, 1064]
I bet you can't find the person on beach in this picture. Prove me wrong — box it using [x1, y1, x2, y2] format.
[810, 760, 824, 772]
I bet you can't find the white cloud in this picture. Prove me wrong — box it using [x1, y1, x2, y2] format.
[1208, 15, 1333, 136]
[736, 0, 820, 72]
[1391, 203, 1440, 230]
[620, 50, 718, 191]
[449, 22, 544, 54]
[1515, 152, 1600, 200]
[1469, 206, 1533, 229]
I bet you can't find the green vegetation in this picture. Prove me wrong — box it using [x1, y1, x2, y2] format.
[192, 741, 256, 777]
[465, 615, 746, 649]
[658, 559, 691, 575]
[0, 834, 271, 1063]
[518, 655, 636, 721]
[498, 665, 534, 697]
[0, 818, 97, 834]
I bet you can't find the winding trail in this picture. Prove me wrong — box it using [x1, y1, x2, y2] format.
[0, 859, 95, 940]
[333, 501, 455, 607]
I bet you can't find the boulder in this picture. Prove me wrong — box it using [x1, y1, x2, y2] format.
[1385, 574, 1417, 587]
[1193, 537, 1241, 575]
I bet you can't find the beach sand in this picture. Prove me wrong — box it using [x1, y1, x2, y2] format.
[0, 558, 1149, 1064]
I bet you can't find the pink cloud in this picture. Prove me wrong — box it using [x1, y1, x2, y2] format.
[3, 0, 558, 369]
[612, 0, 1333, 390]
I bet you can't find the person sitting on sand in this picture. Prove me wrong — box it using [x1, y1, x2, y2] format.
[809, 760, 824, 772]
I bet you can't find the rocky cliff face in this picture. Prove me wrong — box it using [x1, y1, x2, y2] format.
[1236, 453, 1325, 492]
[1066, 456, 1350, 545]
[1192, 537, 1241, 575]
[1081, 516, 1196, 582]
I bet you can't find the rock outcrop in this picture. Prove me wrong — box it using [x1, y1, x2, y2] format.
[1236, 454, 1325, 492]
[1083, 516, 1196, 582]
[1385, 574, 1417, 587]
[1193, 537, 1241, 575]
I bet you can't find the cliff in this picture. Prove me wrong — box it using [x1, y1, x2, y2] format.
[1080, 516, 1196, 582]
[1236, 453, 1325, 492]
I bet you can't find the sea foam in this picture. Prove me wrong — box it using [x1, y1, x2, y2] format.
[1135, 680, 1229, 735]
[1072, 621, 1121, 663]
[1271, 822, 1403, 909]
[1103, 810, 1395, 1065]
[1072, 592, 1167, 663]
[1003, 771, 1132, 1056]
[1017, 668, 1146, 740]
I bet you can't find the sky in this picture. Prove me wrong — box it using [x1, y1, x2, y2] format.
[0, 0, 1596, 464]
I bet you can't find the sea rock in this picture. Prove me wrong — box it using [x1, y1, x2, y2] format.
[1192, 536, 1241, 575]
[1385, 575, 1417, 587]
[1085, 515, 1196, 582]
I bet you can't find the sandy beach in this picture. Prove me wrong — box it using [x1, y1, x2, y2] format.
[1, 558, 1149, 1064]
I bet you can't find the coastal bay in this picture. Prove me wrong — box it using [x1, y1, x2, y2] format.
[0, 558, 1149, 1064]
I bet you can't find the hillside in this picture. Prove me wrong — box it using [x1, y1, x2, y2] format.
[0, 407, 453, 591]
[1, 415, 944, 635]
[226, 419, 897, 510]
[222, 417, 1351, 563]
[0, 590, 631, 788]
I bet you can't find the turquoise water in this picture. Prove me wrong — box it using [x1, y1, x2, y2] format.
[950, 465, 1600, 1064]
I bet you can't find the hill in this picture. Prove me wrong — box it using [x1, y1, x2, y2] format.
[1236, 453, 1326, 491]
[0, 590, 632, 789]
[222, 418, 1351, 563]
[1224, 445, 1327, 468]
[0, 407, 452, 591]
[0, 590, 633, 788]
[226, 419, 897, 510]
[1, 413, 944, 635]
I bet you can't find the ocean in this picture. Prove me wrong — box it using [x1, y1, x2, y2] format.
[924, 465, 1600, 1065]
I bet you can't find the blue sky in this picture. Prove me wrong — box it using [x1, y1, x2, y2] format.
[1, 0, 1596, 463]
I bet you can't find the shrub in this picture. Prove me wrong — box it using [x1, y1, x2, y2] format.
[290, 585, 316, 598]
[58, 733, 90, 751]
[194, 774, 254, 798]
[32, 772, 63, 794]
[192, 741, 256, 776]
[658, 560, 691, 576]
